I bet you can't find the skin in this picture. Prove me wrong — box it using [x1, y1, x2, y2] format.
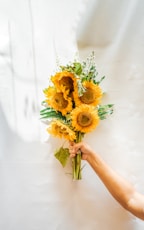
[69, 141, 144, 220]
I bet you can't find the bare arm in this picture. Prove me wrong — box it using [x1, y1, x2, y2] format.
[69, 142, 144, 220]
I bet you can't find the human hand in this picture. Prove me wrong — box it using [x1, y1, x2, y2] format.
[69, 141, 94, 161]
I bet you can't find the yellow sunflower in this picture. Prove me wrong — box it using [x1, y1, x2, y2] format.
[47, 120, 76, 141]
[73, 81, 102, 106]
[44, 87, 72, 115]
[43, 86, 56, 98]
[71, 104, 99, 133]
[51, 71, 77, 94]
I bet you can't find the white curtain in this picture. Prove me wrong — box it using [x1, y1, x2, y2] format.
[0, 0, 144, 229]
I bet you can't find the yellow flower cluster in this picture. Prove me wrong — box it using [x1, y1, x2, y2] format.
[43, 70, 102, 140]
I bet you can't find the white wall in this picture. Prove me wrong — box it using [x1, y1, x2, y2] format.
[0, 0, 144, 229]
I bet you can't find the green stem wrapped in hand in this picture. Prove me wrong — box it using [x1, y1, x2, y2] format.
[72, 132, 83, 180]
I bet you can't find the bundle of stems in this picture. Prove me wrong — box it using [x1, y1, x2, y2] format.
[72, 132, 83, 180]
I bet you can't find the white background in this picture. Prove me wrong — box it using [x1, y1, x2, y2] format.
[0, 0, 144, 229]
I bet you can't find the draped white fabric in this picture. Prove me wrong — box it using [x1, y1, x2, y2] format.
[0, 0, 144, 229]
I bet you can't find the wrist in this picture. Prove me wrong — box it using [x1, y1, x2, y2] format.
[86, 150, 96, 163]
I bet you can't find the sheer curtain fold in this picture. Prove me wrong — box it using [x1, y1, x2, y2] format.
[0, 0, 87, 141]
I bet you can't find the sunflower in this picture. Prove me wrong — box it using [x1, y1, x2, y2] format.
[73, 81, 102, 106]
[71, 104, 99, 133]
[51, 71, 77, 94]
[43, 86, 56, 98]
[44, 87, 72, 115]
[47, 120, 76, 141]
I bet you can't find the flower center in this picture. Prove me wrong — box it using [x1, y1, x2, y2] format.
[56, 125, 69, 135]
[57, 126, 63, 134]
[59, 77, 74, 92]
[54, 92, 68, 109]
[80, 88, 95, 104]
[77, 112, 93, 127]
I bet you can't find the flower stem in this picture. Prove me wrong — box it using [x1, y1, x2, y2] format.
[72, 132, 82, 180]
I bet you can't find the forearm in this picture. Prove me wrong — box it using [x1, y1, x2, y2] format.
[87, 152, 135, 209]
[86, 151, 144, 220]
[69, 141, 144, 219]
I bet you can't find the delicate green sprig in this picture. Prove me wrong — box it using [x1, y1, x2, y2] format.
[60, 62, 82, 75]
[98, 104, 114, 120]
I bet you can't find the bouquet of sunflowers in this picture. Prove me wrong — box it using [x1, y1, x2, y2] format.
[40, 52, 113, 180]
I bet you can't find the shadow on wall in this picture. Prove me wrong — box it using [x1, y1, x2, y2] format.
[0, 104, 49, 161]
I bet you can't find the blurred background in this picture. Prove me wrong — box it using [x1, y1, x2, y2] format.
[0, 0, 144, 229]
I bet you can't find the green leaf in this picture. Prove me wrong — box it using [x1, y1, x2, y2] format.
[96, 76, 105, 85]
[73, 62, 82, 75]
[40, 110, 66, 121]
[98, 104, 114, 120]
[55, 147, 70, 167]
[40, 107, 52, 114]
